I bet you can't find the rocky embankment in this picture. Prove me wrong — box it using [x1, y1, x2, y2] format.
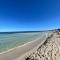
[26, 31, 60, 60]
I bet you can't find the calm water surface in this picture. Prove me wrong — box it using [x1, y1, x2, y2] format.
[0, 32, 45, 53]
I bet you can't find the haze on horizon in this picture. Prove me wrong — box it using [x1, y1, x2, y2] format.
[0, 0, 60, 32]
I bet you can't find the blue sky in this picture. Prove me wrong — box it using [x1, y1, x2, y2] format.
[0, 0, 60, 32]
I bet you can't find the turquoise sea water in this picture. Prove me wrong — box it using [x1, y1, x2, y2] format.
[0, 32, 44, 53]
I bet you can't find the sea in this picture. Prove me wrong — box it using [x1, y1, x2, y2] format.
[0, 32, 46, 53]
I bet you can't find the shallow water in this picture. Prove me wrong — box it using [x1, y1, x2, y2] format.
[0, 32, 45, 53]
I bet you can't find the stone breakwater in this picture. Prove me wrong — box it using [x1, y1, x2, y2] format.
[26, 31, 60, 60]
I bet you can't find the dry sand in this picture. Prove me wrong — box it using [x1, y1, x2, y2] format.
[27, 31, 60, 60]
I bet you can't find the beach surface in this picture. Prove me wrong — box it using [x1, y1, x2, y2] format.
[27, 30, 60, 60]
[0, 31, 52, 60]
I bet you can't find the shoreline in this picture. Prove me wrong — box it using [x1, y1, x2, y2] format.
[0, 32, 44, 54]
[0, 31, 53, 60]
[18, 36, 47, 60]
[17, 32, 53, 60]
[0, 33, 46, 55]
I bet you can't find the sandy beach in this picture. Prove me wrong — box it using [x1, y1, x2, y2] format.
[0, 31, 52, 60]
[27, 30, 60, 60]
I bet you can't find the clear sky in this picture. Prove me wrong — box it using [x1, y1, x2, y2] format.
[0, 0, 60, 32]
